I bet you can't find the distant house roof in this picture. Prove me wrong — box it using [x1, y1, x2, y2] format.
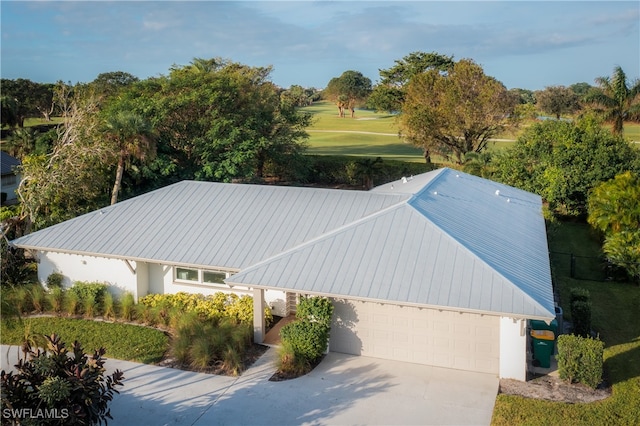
[12, 168, 555, 320]
[1, 152, 21, 175]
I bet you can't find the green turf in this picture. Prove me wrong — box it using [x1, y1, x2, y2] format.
[1, 317, 169, 364]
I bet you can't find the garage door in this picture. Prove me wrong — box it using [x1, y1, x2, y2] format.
[330, 299, 500, 374]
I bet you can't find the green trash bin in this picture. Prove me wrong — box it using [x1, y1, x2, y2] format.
[531, 329, 555, 368]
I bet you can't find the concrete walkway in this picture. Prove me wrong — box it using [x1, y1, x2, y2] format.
[1, 345, 499, 425]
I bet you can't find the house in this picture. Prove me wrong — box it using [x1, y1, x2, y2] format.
[1, 152, 21, 205]
[11, 168, 556, 381]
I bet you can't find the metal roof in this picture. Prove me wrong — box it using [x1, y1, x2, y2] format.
[1, 152, 21, 175]
[13, 168, 555, 319]
[227, 169, 555, 319]
[12, 181, 408, 270]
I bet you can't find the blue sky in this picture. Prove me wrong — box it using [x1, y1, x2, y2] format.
[1, 1, 638, 90]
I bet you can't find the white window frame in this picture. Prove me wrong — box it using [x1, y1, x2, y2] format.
[174, 267, 230, 287]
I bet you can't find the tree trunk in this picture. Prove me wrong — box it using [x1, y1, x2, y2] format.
[423, 149, 432, 165]
[111, 153, 125, 205]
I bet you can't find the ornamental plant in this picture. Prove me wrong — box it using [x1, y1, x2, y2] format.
[1, 333, 125, 425]
[556, 334, 604, 389]
[279, 296, 334, 374]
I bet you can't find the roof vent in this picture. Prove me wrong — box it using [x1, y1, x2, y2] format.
[402, 177, 408, 183]
[433, 191, 438, 195]
[495, 190, 500, 196]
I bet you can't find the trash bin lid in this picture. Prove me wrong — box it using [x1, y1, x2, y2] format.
[531, 329, 555, 340]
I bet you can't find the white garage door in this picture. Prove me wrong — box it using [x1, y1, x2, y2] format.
[330, 299, 500, 374]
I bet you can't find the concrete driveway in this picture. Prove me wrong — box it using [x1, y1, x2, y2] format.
[2, 346, 499, 425]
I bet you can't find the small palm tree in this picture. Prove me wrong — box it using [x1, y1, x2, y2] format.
[462, 151, 494, 178]
[103, 111, 156, 204]
[586, 66, 640, 135]
[355, 157, 383, 190]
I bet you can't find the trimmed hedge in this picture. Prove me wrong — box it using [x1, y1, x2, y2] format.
[556, 334, 604, 389]
[569, 287, 592, 337]
[279, 296, 334, 367]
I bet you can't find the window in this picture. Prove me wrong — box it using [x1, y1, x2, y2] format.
[176, 267, 199, 281]
[174, 267, 229, 286]
[203, 271, 226, 284]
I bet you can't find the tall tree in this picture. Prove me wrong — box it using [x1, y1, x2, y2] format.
[586, 66, 640, 135]
[324, 71, 372, 118]
[18, 88, 112, 231]
[588, 172, 640, 283]
[102, 110, 156, 204]
[535, 86, 580, 119]
[492, 118, 640, 216]
[1, 79, 55, 124]
[399, 59, 518, 164]
[368, 51, 454, 113]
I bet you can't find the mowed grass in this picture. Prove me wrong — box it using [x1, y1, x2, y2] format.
[302, 101, 640, 160]
[303, 101, 426, 162]
[491, 221, 640, 425]
[1, 317, 169, 364]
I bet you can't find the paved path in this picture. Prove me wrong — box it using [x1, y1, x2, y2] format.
[2, 345, 499, 425]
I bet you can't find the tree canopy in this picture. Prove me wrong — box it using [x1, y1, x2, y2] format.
[535, 86, 580, 119]
[588, 172, 640, 282]
[368, 51, 454, 113]
[324, 70, 372, 118]
[398, 59, 518, 164]
[492, 118, 640, 216]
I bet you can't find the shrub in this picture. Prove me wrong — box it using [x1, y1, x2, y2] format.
[557, 334, 604, 389]
[68, 281, 108, 314]
[0, 333, 124, 425]
[570, 287, 590, 305]
[47, 287, 65, 314]
[46, 272, 64, 289]
[119, 292, 136, 321]
[571, 300, 592, 337]
[64, 290, 79, 316]
[280, 320, 329, 362]
[29, 284, 47, 313]
[102, 291, 116, 319]
[277, 341, 310, 376]
[296, 295, 334, 328]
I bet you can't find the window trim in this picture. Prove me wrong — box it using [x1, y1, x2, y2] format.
[174, 267, 231, 288]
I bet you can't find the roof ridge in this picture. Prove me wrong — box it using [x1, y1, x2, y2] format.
[226, 201, 409, 278]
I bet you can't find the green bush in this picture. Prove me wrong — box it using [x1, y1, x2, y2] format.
[296, 295, 334, 328]
[119, 292, 136, 321]
[570, 287, 591, 304]
[303, 155, 433, 187]
[102, 291, 116, 319]
[571, 300, 592, 337]
[47, 287, 65, 314]
[139, 291, 273, 327]
[0, 334, 124, 425]
[46, 272, 64, 289]
[280, 319, 329, 362]
[29, 284, 47, 313]
[557, 334, 604, 389]
[64, 290, 79, 316]
[68, 281, 108, 313]
[279, 296, 334, 372]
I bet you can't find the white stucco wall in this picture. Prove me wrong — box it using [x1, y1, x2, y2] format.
[37, 251, 137, 298]
[37, 251, 287, 316]
[499, 317, 527, 381]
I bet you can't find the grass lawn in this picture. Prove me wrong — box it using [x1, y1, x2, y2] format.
[491, 221, 640, 425]
[302, 101, 640, 161]
[0, 317, 169, 364]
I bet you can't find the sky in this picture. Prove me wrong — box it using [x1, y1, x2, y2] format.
[1, 1, 638, 91]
